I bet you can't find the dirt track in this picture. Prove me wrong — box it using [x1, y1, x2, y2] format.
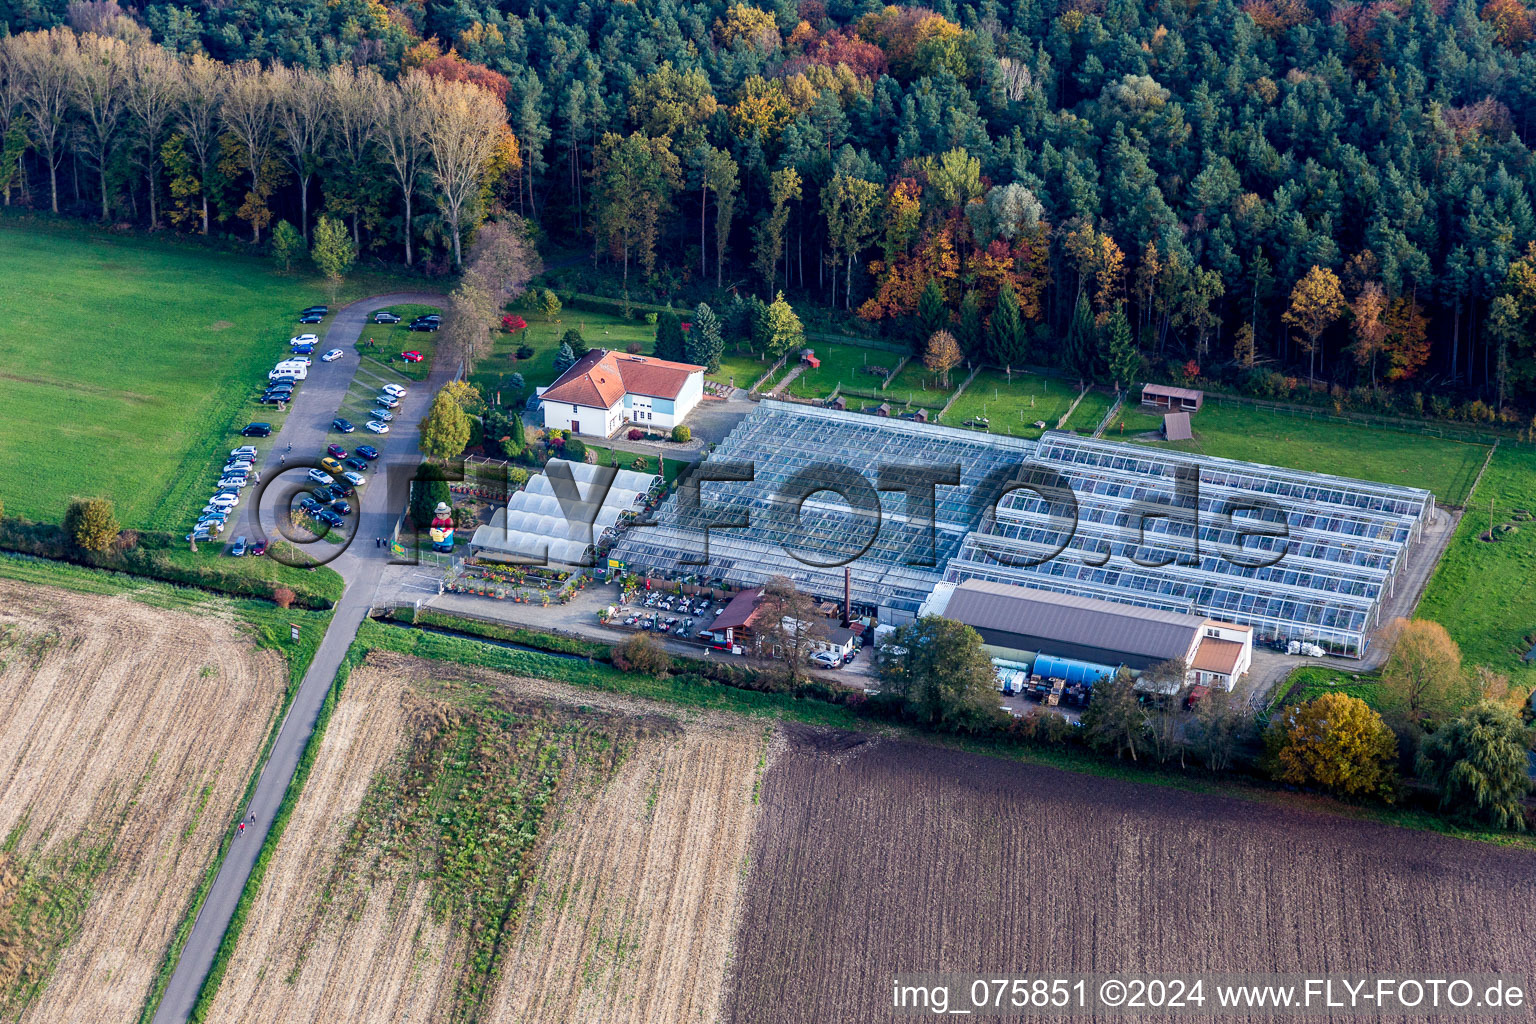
[0, 578, 286, 1023]
[206, 651, 766, 1024]
[724, 725, 1536, 1024]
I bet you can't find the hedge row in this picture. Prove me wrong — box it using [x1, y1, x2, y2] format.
[0, 518, 340, 609]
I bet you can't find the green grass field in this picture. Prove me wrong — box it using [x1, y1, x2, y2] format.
[1269, 665, 1383, 713]
[0, 222, 407, 528]
[939, 369, 1080, 438]
[1121, 401, 1490, 505]
[1061, 388, 1115, 433]
[468, 309, 655, 411]
[709, 347, 774, 389]
[1417, 445, 1536, 689]
[355, 304, 441, 382]
[1106, 403, 1168, 435]
[786, 342, 900, 399]
[877, 359, 956, 409]
[584, 444, 689, 482]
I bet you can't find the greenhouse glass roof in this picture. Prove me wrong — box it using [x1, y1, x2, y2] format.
[608, 402, 1037, 615]
[943, 433, 1435, 656]
[608, 405, 1436, 656]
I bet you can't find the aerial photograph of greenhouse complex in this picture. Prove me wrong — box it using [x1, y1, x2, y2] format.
[0, 1, 1534, 1021]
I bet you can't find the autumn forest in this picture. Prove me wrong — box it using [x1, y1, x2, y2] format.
[2, 0, 1536, 415]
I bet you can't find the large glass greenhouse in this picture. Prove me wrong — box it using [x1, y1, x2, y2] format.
[608, 402, 1037, 617]
[943, 433, 1436, 656]
[608, 402, 1437, 656]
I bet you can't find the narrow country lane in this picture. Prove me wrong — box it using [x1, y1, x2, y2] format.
[151, 291, 455, 1024]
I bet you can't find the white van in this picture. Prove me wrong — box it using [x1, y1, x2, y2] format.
[270, 362, 308, 381]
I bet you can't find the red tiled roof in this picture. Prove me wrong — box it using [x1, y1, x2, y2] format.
[540, 350, 703, 409]
[712, 587, 765, 632]
[1191, 638, 1244, 675]
[613, 353, 703, 399]
[540, 350, 626, 409]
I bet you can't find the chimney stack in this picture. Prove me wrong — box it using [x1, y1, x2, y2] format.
[843, 567, 852, 627]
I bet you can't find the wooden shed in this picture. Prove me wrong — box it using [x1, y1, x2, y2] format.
[1162, 411, 1193, 441]
[1141, 383, 1204, 412]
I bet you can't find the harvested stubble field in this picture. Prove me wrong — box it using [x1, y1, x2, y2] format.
[725, 725, 1536, 1024]
[0, 577, 286, 1022]
[207, 651, 766, 1024]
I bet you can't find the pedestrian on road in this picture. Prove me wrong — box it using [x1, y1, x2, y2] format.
[280, 454, 285, 465]
[249, 812, 255, 823]
[286, 443, 292, 453]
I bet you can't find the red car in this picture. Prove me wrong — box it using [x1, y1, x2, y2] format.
[400, 350, 423, 362]
[250, 539, 268, 557]
[326, 443, 347, 459]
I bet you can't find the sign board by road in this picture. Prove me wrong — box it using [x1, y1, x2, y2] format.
[289, 623, 301, 642]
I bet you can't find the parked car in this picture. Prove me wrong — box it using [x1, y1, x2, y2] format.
[230, 537, 248, 556]
[198, 508, 228, 521]
[251, 539, 268, 556]
[365, 420, 390, 434]
[290, 334, 319, 346]
[307, 468, 333, 485]
[315, 508, 345, 528]
[297, 496, 323, 513]
[291, 344, 314, 355]
[298, 312, 324, 324]
[342, 457, 368, 472]
[330, 480, 354, 497]
[231, 445, 257, 457]
[208, 493, 239, 508]
[241, 423, 272, 437]
[257, 394, 289, 405]
[810, 651, 841, 669]
[381, 383, 407, 398]
[312, 485, 338, 503]
[326, 443, 347, 459]
[400, 350, 423, 362]
[187, 528, 215, 542]
[355, 445, 379, 460]
[285, 356, 312, 366]
[330, 499, 352, 515]
[268, 367, 305, 381]
[341, 471, 366, 487]
[301, 305, 328, 316]
[321, 348, 344, 362]
[369, 409, 394, 422]
[319, 456, 345, 474]
[407, 319, 439, 332]
[373, 311, 401, 324]
[374, 395, 399, 410]
[331, 417, 355, 433]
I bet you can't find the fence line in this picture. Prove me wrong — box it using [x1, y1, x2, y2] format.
[880, 355, 910, 391]
[750, 352, 788, 394]
[1200, 391, 1535, 448]
[938, 363, 984, 420]
[1092, 391, 1124, 438]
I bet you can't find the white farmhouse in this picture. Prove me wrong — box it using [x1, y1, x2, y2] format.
[537, 349, 704, 437]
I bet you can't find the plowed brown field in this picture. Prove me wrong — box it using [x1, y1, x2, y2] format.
[207, 651, 766, 1024]
[725, 725, 1536, 1024]
[0, 578, 287, 1023]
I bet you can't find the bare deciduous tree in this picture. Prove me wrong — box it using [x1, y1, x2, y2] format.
[422, 74, 507, 268]
[374, 69, 429, 266]
[123, 42, 180, 228]
[0, 39, 30, 205]
[174, 52, 223, 235]
[325, 63, 382, 246]
[271, 63, 328, 240]
[220, 60, 280, 242]
[12, 28, 76, 214]
[70, 32, 130, 220]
